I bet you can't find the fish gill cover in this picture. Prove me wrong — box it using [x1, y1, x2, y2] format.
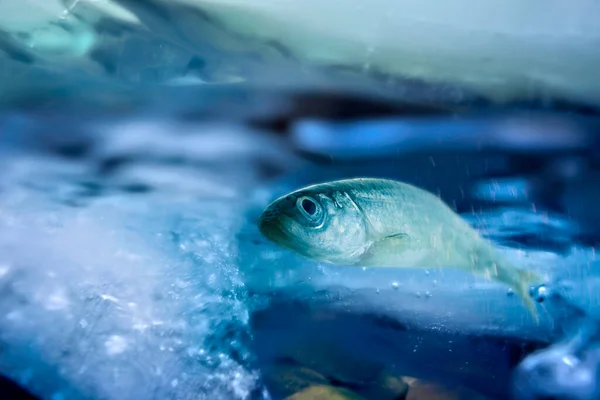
[0, 1, 599, 400]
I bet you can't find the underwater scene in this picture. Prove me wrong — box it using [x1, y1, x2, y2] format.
[1, 1, 600, 400]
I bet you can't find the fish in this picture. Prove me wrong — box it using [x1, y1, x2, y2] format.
[258, 177, 542, 320]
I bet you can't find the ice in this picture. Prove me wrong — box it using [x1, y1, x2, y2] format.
[0, 193, 256, 399]
[117, 0, 600, 105]
[512, 277, 600, 400]
[1, 0, 600, 108]
[0, 119, 299, 400]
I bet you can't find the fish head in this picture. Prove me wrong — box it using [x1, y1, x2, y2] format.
[258, 185, 369, 264]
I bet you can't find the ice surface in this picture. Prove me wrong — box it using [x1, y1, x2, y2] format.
[0, 194, 256, 400]
[512, 280, 600, 400]
[0, 120, 297, 400]
[1, 0, 600, 108]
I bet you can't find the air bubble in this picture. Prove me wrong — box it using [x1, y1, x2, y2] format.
[415, 292, 421, 298]
[432, 280, 438, 286]
[530, 284, 550, 303]
[425, 291, 432, 298]
[391, 282, 399, 290]
[506, 288, 514, 296]
[425, 270, 430, 276]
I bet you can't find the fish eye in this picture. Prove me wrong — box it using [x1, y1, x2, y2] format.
[296, 196, 321, 220]
[301, 198, 316, 215]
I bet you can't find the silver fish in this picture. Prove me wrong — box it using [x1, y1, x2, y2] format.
[258, 177, 541, 320]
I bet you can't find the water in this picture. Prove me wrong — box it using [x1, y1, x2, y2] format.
[2, 111, 599, 400]
[1, 2, 600, 400]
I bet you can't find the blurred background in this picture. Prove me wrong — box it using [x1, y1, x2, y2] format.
[1, 1, 600, 400]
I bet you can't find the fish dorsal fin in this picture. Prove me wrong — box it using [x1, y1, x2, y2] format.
[357, 233, 411, 267]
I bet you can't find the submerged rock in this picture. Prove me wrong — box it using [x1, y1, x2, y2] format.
[356, 372, 410, 400]
[263, 363, 410, 400]
[262, 364, 330, 399]
[284, 385, 366, 400]
[405, 379, 491, 400]
[282, 339, 384, 387]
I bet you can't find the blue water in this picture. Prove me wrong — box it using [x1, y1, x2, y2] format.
[1, 109, 599, 400]
[2, 2, 600, 400]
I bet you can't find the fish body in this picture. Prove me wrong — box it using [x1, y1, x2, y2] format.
[258, 178, 540, 319]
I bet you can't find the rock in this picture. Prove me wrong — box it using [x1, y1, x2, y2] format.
[285, 339, 384, 386]
[263, 364, 330, 399]
[356, 372, 409, 400]
[405, 379, 490, 400]
[262, 361, 409, 400]
[284, 385, 367, 400]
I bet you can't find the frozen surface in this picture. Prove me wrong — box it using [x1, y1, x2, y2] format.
[0, 121, 296, 400]
[0, 0, 600, 109]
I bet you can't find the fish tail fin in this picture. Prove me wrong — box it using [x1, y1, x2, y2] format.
[515, 269, 540, 324]
[495, 263, 542, 323]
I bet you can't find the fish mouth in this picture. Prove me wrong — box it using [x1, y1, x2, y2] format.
[258, 212, 288, 245]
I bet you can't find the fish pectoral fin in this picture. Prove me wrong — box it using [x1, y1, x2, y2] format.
[357, 233, 410, 266]
[371, 233, 411, 254]
[384, 233, 410, 241]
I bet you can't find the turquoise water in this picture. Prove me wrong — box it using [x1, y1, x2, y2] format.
[1, 2, 600, 400]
